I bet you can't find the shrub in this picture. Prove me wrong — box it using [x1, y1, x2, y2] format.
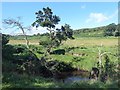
[13, 44, 28, 54]
[39, 36, 51, 47]
[16, 59, 53, 77]
[50, 49, 65, 55]
[29, 45, 43, 54]
[2, 45, 15, 60]
[114, 30, 120, 37]
[2, 34, 9, 46]
[2, 59, 18, 73]
[46, 60, 74, 72]
[99, 54, 118, 82]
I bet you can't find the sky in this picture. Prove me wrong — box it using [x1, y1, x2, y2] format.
[1, 2, 118, 35]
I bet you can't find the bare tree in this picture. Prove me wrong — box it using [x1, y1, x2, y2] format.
[3, 17, 30, 49]
[97, 46, 112, 78]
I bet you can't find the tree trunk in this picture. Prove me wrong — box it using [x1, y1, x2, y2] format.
[20, 25, 29, 49]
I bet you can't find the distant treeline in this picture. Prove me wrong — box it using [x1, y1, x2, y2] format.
[8, 23, 120, 40]
[74, 23, 119, 37]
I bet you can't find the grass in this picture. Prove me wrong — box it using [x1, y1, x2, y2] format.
[2, 72, 119, 89]
[63, 37, 118, 47]
[9, 39, 40, 45]
[3, 37, 119, 89]
[9, 37, 118, 46]
[51, 45, 118, 70]
[9, 37, 118, 70]
[2, 72, 56, 88]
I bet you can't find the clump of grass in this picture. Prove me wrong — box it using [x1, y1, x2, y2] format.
[2, 72, 56, 88]
[61, 80, 119, 88]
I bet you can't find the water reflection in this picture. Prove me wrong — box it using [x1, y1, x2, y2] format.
[64, 76, 89, 83]
[53, 69, 90, 83]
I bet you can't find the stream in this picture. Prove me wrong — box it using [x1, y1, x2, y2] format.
[53, 69, 90, 83]
[64, 76, 89, 83]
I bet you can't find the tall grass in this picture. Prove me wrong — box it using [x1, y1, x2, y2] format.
[2, 72, 119, 88]
[9, 37, 118, 46]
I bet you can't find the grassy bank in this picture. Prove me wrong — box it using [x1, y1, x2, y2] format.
[3, 37, 119, 89]
[2, 72, 119, 89]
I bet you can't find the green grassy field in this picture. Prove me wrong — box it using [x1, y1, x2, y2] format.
[3, 37, 119, 89]
[9, 37, 118, 46]
[63, 37, 118, 47]
[8, 37, 118, 70]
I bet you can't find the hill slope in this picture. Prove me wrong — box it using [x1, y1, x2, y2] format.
[9, 23, 119, 40]
[73, 23, 118, 37]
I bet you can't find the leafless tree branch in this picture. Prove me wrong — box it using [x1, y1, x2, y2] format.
[3, 17, 30, 48]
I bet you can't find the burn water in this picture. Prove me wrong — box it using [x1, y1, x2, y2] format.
[53, 69, 90, 83]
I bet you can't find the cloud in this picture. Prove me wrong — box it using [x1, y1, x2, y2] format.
[86, 13, 108, 23]
[81, 5, 86, 9]
[5, 26, 48, 35]
[2, 24, 63, 35]
[24, 24, 62, 35]
[26, 27, 48, 35]
[86, 9, 118, 23]
[109, 9, 118, 19]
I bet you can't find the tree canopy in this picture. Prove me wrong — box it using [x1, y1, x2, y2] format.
[32, 7, 74, 53]
[32, 7, 60, 29]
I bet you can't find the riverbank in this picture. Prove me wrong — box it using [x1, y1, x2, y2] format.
[2, 72, 119, 89]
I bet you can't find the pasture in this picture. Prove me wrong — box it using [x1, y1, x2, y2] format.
[8, 37, 118, 70]
[9, 37, 118, 46]
[2, 3, 119, 88]
[3, 37, 119, 89]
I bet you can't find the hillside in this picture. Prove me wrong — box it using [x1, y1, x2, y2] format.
[73, 23, 118, 37]
[3, 24, 119, 89]
[8, 23, 119, 40]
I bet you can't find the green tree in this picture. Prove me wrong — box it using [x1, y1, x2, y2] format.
[114, 30, 120, 37]
[55, 24, 74, 46]
[103, 23, 117, 36]
[114, 24, 120, 37]
[32, 7, 74, 54]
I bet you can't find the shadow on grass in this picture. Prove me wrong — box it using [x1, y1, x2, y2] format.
[2, 72, 119, 89]
[2, 72, 56, 89]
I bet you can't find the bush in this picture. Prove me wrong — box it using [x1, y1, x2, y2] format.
[2, 59, 18, 73]
[39, 36, 51, 47]
[2, 45, 15, 60]
[99, 54, 118, 82]
[50, 49, 65, 55]
[2, 43, 52, 77]
[16, 59, 53, 77]
[46, 60, 74, 72]
[13, 44, 28, 54]
[2, 34, 9, 46]
[2, 34, 14, 60]
[114, 30, 120, 37]
[103, 31, 113, 36]
[29, 45, 44, 54]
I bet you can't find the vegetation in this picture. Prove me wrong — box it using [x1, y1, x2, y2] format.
[2, 72, 119, 88]
[2, 35, 119, 89]
[3, 18, 30, 48]
[32, 7, 74, 54]
[2, 7, 119, 89]
[74, 23, 119, 37]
